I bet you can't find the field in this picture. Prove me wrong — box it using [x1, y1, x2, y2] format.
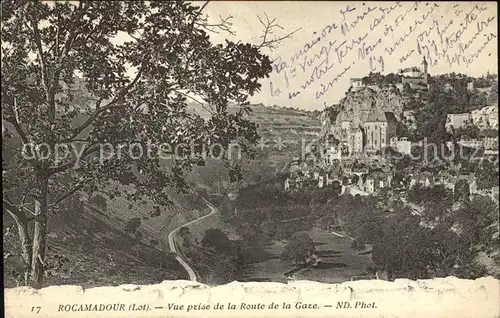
[238, 227, 374, 283]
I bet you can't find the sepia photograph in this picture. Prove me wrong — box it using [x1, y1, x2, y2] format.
[2, 0, 499, 317]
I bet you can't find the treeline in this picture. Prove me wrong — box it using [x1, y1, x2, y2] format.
[410, 73, 498, 144]
[361, 72, 402, 86]
[221, 178, 499, 281]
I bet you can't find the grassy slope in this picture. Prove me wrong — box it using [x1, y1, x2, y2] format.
[3, 179, 211, 288]
[3, 82, 215, 287]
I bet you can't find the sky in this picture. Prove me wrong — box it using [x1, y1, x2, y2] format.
[202, 1, 498, 110]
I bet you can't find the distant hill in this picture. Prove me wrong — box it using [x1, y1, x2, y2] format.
[187, 102, 321, 134]
[185, 103, 323, 190]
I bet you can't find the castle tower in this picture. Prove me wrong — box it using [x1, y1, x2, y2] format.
[422, 56, 428, 84]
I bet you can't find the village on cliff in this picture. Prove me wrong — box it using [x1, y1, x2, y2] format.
[284, 57, 499, 205]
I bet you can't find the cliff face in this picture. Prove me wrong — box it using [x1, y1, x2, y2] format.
[322, 86, 406, 139]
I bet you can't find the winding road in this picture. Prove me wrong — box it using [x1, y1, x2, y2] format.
[167, 197, 218, 282]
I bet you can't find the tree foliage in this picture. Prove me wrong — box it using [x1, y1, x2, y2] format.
[201, 228, 230, 252]
[280, 232, 315, 265]
[1, 0, 274, 288]
[124, 217, 141, 234]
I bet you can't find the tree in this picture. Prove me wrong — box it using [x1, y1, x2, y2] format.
[124, 217, 141, 234]
[351, 239, 366, 253]
[453, 179, 470, 202]
[259, 220, 277, 237]
[487, 81, 498, 104]
[201, 228, 230, 252]
[408, 184, 450, 205]
[475, 160, 499, 190]
[89, 194, 107, 211]
[2, 1, 296, 288]
[280, 232, 315, 266]
[372, 214, 432, 280]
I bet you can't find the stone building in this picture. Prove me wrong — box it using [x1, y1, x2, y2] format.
[445, 113, 472, 132]
[348, 126, 364, 154]
[350, 78, 364, 90]
[390, 136, 412, 155]
[363, 111, 398, 152]
[471, 104, 498, 129]
[340, 111, 398, 154]
[398, 57, 429, 90]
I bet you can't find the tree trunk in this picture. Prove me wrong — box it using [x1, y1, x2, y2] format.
[5, 203, 33, 286]
[18, 219, 33, 286]
[30, 173, 49, 289]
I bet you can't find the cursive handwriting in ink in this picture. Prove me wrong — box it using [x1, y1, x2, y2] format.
[394, 1, 420, 27]
[315, 65, 352, 100]
[369, 55, 385, 72]
[270, 81, 282, 97]
[399, 49, 415, 63]
[458, 16, 496, 54]
[335, 33, 369, 64]
[340, 5, 356, 21]
[447, 32, 497, 68]
[297, 40, 337, 73]
[385, 2, 438, 56]
[370, 2, 403, 32]
[340, 5, 378, 36]
[358, 38, 383, 60]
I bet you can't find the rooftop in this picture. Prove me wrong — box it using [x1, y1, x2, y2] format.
[400, 66, 421, 73]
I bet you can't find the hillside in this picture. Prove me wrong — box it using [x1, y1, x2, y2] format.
[186, 103, 322, 188]
[3, 91, 323, 288]
[3, 177, 211, 288]
[187, 102, 321, 135]
[2, 82, 215, 288]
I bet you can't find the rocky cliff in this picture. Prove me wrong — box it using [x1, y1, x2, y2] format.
[321, 85, 409, 140]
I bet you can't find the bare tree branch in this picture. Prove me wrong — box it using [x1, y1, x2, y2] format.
[29, 18, 50, 106]
[192, 0, 210, 26]
[173, 90, 214, 115]
[50, 177, 93, 207]
[257, 13, 302, 51]
[4, 116, 29, 145]
[192, 1, 235, 36]
[21, 176, 36, 207]
[195, 14, 235, 35]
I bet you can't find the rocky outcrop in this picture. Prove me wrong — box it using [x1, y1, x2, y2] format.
[322, 86, 407, 139]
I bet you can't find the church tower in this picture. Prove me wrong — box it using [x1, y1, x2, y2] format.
[422, 56, 428, 85]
